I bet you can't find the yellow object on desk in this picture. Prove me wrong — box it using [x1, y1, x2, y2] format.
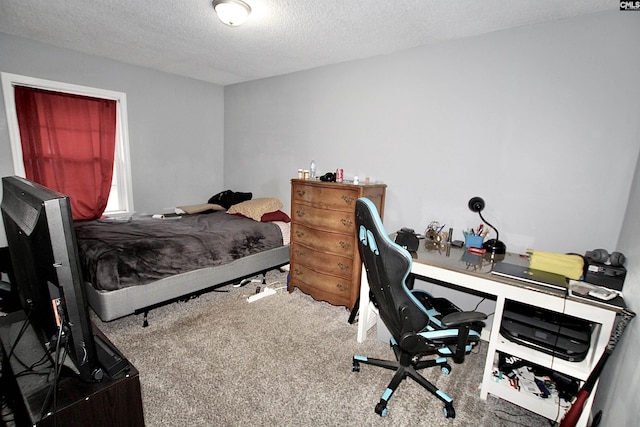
[527, 249, 584, 280]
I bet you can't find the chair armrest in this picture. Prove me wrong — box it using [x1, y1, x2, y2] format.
[442, 311, 487, 364]
[441, 311, 487, 327]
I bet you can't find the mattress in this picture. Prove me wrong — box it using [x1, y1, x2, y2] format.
[74, 211, 290, 321]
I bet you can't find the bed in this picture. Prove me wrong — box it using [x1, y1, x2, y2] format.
[74, 201, 290, 322]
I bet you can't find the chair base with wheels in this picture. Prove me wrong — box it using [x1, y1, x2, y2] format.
[353, 335, 457, 418]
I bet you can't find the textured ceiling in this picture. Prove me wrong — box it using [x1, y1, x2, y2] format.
[0, 0, 613, 86]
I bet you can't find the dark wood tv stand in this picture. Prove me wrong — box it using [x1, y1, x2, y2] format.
[0, 311, 145, 426]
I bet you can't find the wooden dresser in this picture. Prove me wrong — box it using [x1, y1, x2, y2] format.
[289, 179, 386, 311]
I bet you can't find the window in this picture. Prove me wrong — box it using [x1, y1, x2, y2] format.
[1, 72, 134, 216]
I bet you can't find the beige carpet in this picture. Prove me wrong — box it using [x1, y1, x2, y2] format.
[94, 270, 550, 426]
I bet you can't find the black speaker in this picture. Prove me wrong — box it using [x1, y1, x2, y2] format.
[395, 228, 419, 252]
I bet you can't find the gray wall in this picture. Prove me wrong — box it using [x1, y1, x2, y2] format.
[224, 10, 640, 425]
[224, 11, 640, 256]
[593, 148, 640, 426]
[0, 33, 225, 246]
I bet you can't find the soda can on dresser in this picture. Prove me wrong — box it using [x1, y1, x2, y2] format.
[336, 168, 344, 182]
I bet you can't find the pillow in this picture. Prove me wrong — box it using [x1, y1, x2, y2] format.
[227, 198, 283, 221]
[260, 210, 291, 223]
[176, 203, 226, 215]
[231, 210, 290, 222]
[207, 190, 252, 209]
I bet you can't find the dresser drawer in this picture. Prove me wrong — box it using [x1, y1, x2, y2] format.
[292, 183, 360, 212]
[290, 223, 355, 256]
[291, 202, 356, 234]
[289, 263, 352, 306]
[290, 243, 354, 280]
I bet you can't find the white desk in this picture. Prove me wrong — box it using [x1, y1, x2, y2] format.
[357, 244, 624, 426]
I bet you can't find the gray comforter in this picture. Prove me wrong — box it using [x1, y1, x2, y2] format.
[74, 212, 283, 291]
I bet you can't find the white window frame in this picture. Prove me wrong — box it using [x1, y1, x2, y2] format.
[1, 72, 134, 216]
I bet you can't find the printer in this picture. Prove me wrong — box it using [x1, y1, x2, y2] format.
[501, 301, 593, 362]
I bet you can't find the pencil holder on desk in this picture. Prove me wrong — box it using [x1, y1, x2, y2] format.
[464, 234, 484, 249]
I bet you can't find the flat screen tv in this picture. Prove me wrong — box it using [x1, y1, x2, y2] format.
[1, 175, 103, 382]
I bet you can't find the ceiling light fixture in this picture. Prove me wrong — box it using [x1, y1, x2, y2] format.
[212, 0, 252, 27]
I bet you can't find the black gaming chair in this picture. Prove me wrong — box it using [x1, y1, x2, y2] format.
[352, 197, 487, 418]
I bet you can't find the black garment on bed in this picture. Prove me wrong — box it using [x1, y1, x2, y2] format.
[207, 190, 252, 208]
[74, 212, 283, 292]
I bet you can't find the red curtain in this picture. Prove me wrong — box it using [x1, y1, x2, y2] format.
[14, 86, 117, 220]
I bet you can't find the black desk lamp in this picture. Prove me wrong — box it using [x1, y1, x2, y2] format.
[468, 196, 506, 255]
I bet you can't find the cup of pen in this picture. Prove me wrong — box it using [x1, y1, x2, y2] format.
[464, 232, 484, 249]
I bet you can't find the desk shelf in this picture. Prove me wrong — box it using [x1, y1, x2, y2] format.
[486, 351, 572, 422]
[485, 379, 570, 422]
[487, 300, 609, 427]
[494, 333, 596, 382]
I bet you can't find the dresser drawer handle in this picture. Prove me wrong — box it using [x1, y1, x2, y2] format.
[339, 241, 352, 250]
[342, 195, 355, 204]
[293, 268, 304, 276]
[341, 218, 353, 227]
[294, 249, 304, 257]
[338, 262, 350, 271]
[296, 209, 306, 217]
[336, 283, 348, 292]
[296, 189, 306, 197]
[296, 230, 305, 238]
